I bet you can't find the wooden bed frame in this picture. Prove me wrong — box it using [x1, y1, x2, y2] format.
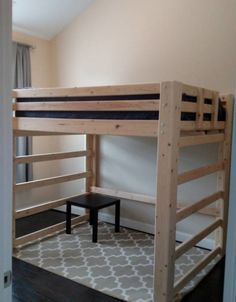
[12, 81, 233, 302]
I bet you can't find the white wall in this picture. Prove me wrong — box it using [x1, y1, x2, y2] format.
[0, 0, 12, 300]
[49, 0, 236, 246]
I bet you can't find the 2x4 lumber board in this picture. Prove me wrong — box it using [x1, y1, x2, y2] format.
[212, 92, 220, 128]
[91, 186, 156, 204]
[14, 150, 90, 164]
[14, 130, 76, 136]
[176, 191, 223, 222]
[181, 102, 212, 114]
[174, 247, 221, 294]
[179, 133, 224, 147]
[180, 121, 225, 131]
[15, 171, 91, 192]
[196, 88, 204, 129]
[215, 95, 234, 254]
[182, 84, 217, 100]
[14, 214, 89, 247]
[178, 162, 224, 185]
[13, 100, 160, 111]
[13, 117, 158, 137]
[175, 219, 223, 259]
[15, 193, 88, 219]
[85, 135, 96, 217]
[177, 202, 219, 217]
[13, 83, 160, 98]
[154, 81, 182, 302]
[86, 135, 97, 192]
[92, 186, 218, 216]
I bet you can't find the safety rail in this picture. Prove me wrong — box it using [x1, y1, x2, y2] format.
[13, 134, 95, 249]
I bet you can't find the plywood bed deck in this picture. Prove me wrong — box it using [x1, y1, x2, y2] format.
[12, 81, 234, 302]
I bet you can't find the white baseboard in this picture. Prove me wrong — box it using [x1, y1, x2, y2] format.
[56, 205, 214, 250]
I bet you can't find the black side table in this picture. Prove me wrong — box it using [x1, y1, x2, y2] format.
[66, 193, 120, 243]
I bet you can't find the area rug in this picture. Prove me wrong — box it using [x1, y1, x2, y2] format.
[15, 222, 218, 302]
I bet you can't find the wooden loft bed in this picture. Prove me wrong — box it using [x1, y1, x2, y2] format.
[12, 81, 233, 302]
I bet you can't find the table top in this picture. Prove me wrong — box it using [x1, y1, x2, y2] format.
[67, 193, 120, 210]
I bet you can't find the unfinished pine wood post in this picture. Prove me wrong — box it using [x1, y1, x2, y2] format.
[85, 134, 97, 217]
[196, 88, 204, 129]
[212, 92, 220, 129]
[86, 134, 97, 191]
[154, 82, 182, 302]
[12, 134, 17, 250]
[215, 95, 234, 254]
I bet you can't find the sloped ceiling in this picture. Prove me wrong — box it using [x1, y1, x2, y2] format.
[12, 0, 94, 40]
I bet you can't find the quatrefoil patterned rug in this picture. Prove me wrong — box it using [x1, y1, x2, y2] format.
[15, 222, 217, 302]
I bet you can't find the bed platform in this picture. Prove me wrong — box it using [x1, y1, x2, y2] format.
[12, 81, 233, 302]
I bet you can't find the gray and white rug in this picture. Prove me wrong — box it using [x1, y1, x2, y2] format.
[15, 222, 218, 302]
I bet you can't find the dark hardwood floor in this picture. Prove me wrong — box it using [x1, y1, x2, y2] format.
[182, 258, 224, 302]
[13, 258, 123, 302]
[13, 210, 224, 302]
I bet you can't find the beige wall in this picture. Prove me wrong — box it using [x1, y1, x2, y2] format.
[49, 0, 236, 246]
[51, 0, 236, 92]
[13, 31, 53, 88]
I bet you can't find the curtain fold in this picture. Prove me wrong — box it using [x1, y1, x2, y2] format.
[12, 42, 33, 183]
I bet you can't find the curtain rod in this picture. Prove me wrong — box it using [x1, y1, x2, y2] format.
[13, 41, 36, 50]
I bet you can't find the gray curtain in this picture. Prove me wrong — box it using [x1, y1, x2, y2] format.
[12, 42, 32, 183]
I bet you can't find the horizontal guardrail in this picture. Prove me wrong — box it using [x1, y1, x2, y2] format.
[14, 150, 90, 164]
[176, 191, 223, 222]
[175, 219, 222, 259]
[15, 171, 91, 192]
[178, 162, 224, 185]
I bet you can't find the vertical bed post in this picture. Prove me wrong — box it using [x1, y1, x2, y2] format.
[86, 134, 97, 192]
[216, 95, 234, 255]
[12, 134, 16, 250]
[154, 82, 182, 302]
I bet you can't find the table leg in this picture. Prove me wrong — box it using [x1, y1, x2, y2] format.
[92, 209, 98, 243]
[66, 203, 72, 234]
[115, 200, 120, 233]
[89, 209, 93, 225]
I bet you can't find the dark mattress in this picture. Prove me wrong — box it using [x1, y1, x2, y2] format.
[15, 94, 226, 121]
